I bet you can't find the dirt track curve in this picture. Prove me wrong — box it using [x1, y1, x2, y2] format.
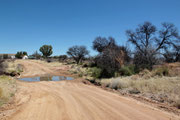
[2, 60, 180, 120]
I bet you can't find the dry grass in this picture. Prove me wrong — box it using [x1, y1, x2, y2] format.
[69, 64, 88, 76]
[3, 60, 23, 74]
[101, 76, 180, 108]
[153, 62, 180, 77]
[0, 75, 16, 106]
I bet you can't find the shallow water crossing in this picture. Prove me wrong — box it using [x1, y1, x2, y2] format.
[19, 76, 74, 82]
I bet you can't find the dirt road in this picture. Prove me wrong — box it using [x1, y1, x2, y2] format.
[2, 60, 180, 120]
[15, 60, 70, 78]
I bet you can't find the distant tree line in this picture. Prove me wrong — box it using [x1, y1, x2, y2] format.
[15, 51, 28, 59]
[66, 21, 180, 78]
[12, 21, 180, 78]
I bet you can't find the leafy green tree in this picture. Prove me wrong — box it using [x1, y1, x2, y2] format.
[23, 51, 27, 56]
[15, 51, 28, 59]
[39, 45, 53, 58]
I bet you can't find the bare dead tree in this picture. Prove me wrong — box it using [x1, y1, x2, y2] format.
[126, 21, 180, 70]
[67, 45, 89, 64]
[174, 44, 180, 62]
[155, 23, 179, 51]
[164, 40, 180, 62]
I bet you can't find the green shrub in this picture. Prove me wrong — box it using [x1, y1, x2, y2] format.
[89, 67, 102, 79]
[119, 65, 135, 76]
[154, 67, 169, 76]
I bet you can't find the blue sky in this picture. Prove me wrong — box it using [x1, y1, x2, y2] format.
[0, 0, 180, 56]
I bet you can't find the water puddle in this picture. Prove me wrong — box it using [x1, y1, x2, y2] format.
[19, 76, 74, 82]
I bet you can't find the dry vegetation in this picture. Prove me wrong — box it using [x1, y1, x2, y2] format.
[0, 60, 18, 106]
[92, 65, 180, 109]
[0, 75, 16, 106]
[70, 62, 180, 109]
[101, 76, 179, 106]
[2, 60, 23, 76]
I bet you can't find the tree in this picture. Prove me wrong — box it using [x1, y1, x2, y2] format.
[133, 49, 157, 72]
[126, 21, 180, 70]
[93, 37, 109, 52]
[67, 45, 89, 64]
[163, 43, 180, 62]
[93, 37, 131, 77]
[15, 51, 28, 59]
[39, 45, 53, 58]
[59, 55, 68, 62]
[32, 51, 41, 59]
[23, 51, 27, 56]
[173, 44, 180, 62]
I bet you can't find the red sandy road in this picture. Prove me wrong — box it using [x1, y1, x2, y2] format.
[3, 60, 180, 120]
